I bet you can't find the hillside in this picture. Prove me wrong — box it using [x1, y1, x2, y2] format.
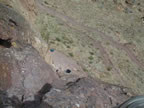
[36, 0, 144, 94]
[0, 0, 144, 107]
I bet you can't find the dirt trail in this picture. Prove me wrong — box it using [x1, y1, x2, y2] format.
[84, 34, 125, 84]
[35, 0, 144, 69]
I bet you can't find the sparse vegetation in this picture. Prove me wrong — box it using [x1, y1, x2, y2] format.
[36, 0, 144, 94]
[83, 68, 88, 72]
[110, 51, 113, 55]
[69, 52, 74, 57]
[89, 61, 93, 64]
[89, 52, 94, 55]
[66, 45, 70, 48]
[50, 41, 55, 44]
[56, 37, 61, 42]
[107, 66, 112, 71]
[88, 56, 94, 60]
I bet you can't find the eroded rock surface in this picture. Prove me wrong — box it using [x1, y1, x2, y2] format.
[43, 77, 134, 108]
[0, 77, 134, 108]
[0, 3, 32, 45]
[46, 50, 87, 82]
[0, 46, 57, 98]
[0, 3, 58, 99]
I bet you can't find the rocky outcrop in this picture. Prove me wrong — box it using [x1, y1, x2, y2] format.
[46, 77, 134, 108]
[0, 46, 57, 96]
[0, 77, 134, 108]
[0, 3, 32, 45]
[45, 50, 87, 82]
[0, 3, 58, 98]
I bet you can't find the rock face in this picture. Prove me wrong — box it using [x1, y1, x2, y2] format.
[0, 3, 58, 98]
[0, 46, 57, 97]
[45, 50, 87, 82]
[0, 77, 134, 108]
[45, 77, 133, 108]
[0, 3, 32, 44]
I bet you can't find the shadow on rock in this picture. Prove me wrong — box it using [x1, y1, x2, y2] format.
[0, 83, 53, 108]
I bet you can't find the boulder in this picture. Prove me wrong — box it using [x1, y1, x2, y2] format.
[45, 77, 134, 108]
[0, 46, 57, 98]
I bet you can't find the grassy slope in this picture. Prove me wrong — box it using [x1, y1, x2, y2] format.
[36, 0, 144, 94]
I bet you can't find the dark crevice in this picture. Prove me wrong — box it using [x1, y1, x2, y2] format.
[66, 78, 82, 89]
[65, 69, 71, 73]
[0, 38, 12, 48]
[9, 19, 18, 26]
[0, 83, 53, 108]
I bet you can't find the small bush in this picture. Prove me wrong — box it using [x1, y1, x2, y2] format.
[83, 68, 88, 72]
[56, 37, 61, 42]
[88, 56, 94, 60]
[89, 52, 94, 55]
[69, 52, 74, 57]
[107, 66, 112, 71]
[66, 45, 71, 48]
